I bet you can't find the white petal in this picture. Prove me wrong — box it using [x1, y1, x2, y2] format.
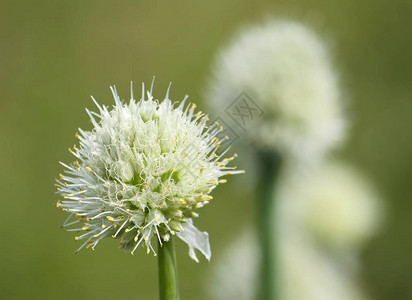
[176, 219, 211, 262]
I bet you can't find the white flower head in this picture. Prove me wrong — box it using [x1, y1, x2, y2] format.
[279, 160, 383, 251]
[210, 230, 369, 300]
[207, 20, 346, 162]
[55, 80, 242, 261]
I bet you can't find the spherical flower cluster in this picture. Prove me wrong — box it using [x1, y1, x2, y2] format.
[278, 160, 382, 251]
[207, 20, 346, 162]
[210, 230, 368, 300]
[56, 82, 242, 261]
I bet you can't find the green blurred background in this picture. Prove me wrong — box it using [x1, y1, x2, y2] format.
[1, 0, 411, 299]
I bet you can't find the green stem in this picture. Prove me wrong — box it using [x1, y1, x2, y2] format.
[256, 150, 282, 300]
[158, 236, 180, 300]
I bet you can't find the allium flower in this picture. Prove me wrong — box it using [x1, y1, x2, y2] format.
[209, 230, 259, 300]
[55, 81, 242, 261]
[210, 230, 369, 300]
[207, 20, 346, 162]
[279, 160, 382, 251]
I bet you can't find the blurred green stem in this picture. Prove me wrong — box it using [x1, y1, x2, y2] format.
[158, 236, 180, 300]
[257, 150, 282, 300]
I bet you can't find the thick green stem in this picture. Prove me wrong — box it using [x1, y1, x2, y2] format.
[256, 150, 282, 300]
[158, 236, 180, 300]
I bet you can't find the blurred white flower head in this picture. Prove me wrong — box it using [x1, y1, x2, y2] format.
[279, 160, 382, 252]
[55, 81, 242, 261]
[209, 230, 368, 300]
[209, 231, 259, 300]
[207, 20, 346, 162]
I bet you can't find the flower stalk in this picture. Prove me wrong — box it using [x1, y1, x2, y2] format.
[256, 150, 282, 300]
[158, 236, 180, 300]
